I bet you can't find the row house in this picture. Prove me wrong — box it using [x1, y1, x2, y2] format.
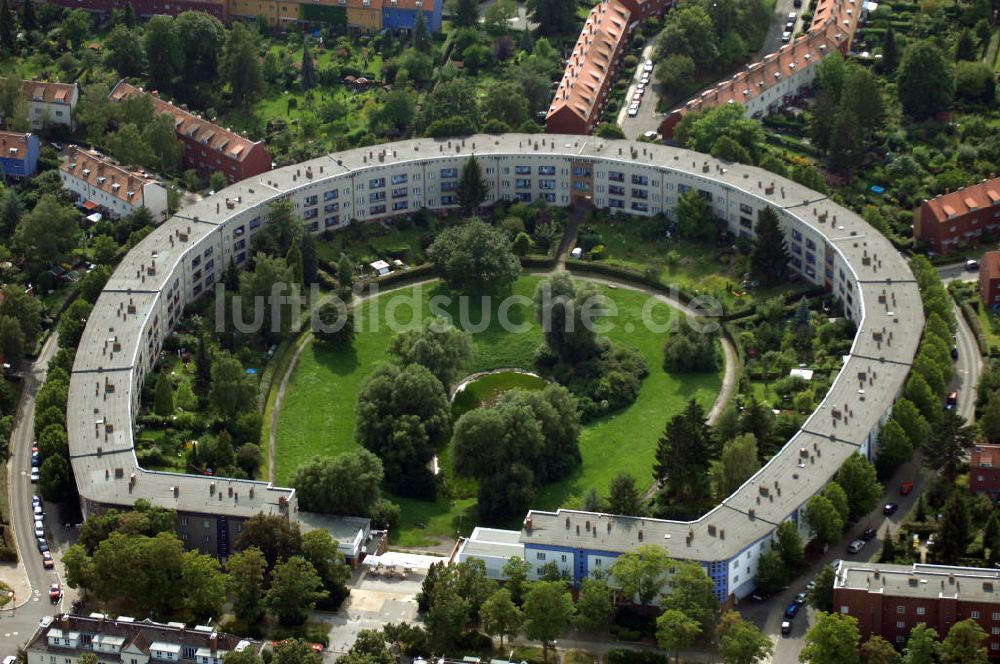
[914, 177, 1000, 254]
[60, 146, 169, 222]
[0, 131, 39, 180]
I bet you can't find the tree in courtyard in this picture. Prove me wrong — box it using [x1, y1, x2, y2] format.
[717, 610, 773, 664]
[223, 22, 263, 108]
[522, 581, 575, 662]
[0, 315, 24, 363]
[860, 635, 901, 664]
[143, 15, 184, 87]
[837, 454, 882, 520]
[936, 491, 971, 563]
[710, 433, 759, 500]
[271, 639, 322, 664]
[675, 189, 715, 241]
[606, 472, 643, 516]
[926, 410, 976, 482]
[755, 550, 787, 594]
[750, 207, 790, 286]
[480, 588, 522, 649]
[291, 449, 384, 516]
[897, 40, 955, 118]
[209, 352, 257, 423]
[337, 254, 354, 288]
[656, 609, 701, 664]
[412, 11, 431, 51]
[800, 612, 861, 664]
[804, 494, 845, 546]
[875, 420, 913, 480]
[18, 0, 34, 32]
[940, 619, 988, 664]
[653, 399, 713, 509]
[16, 194, 80, 275]
[450, 0, 480, 27]
[225, 546, 267, 621]
[526, 0, 577, 35]
[903, 623, 940, 664]
[574, 576, 612, 632]
[105, 26, 146, 77]
[300, 40, 316, 90]
[535, 273, 605, 363]
[234, 513, 303, 569]
[355, 362, 451, 499]
[456, 155, 489, 215]
[314, 302, 355, 348]
[881, 25, 899, 73]
[266, 557, 327, 625]
[62, 8, 92, 50]
[776, 520, 805, 569]
[302, 529, 351, 607]
[501, 556, 531, 605]
[823, 481, 850, 522]
[609, 544, 671, 607]
[154, 373, 174, 417]
[661, 560, 720, 631]
[427, 218, 521, 294]
[175, 11, 225, 83]
[388, 318, 474, 388]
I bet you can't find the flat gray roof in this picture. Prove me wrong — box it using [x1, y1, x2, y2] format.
[837, 562, 1000, 604]
[68, 134, 921, 544]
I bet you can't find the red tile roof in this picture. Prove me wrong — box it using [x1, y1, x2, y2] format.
[546, 0, 632, 128]
[922, 176, 1000, 225]
[61, 146, 159, 207]
[23, 80, 77, 105]
[109, 81, 263, 164]
[0, 131, 32, 159]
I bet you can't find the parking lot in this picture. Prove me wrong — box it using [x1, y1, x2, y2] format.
[617, 48, 664, 139]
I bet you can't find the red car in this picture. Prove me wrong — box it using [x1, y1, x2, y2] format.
[41, 551, 54, 569]
[900, 482, 914, 495]
[49, 582, 61, 602]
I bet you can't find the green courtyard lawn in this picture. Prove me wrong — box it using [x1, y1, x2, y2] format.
[315, 221, 433, 268]
[579, 216, 810, 311]
[274, 276, 722, 546]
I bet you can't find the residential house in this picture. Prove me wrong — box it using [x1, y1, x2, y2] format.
[0, 131, 39, 180]
[60, 146, 169, 222]
[971, 444, 1000, 498]
[23, 80, 79, 130]
[915, 177, 1000, 255]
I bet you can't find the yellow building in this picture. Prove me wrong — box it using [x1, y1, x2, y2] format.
[346, 0, 383, 31]
[229, 0, 301, 24]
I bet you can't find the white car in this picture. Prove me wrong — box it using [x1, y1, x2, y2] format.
[34, 520, 44, 538]
[33, 504, 42, 516]
[644, 130, 660, 140]
[632, 92, 642, 102]
[30, 469, 39, 483]
[788, 11, 797, 19]
[643, 60, 654, 72]
[636, 84, 646, 94]
[628, 107, 639, 117]
[781, 31, 792, 43]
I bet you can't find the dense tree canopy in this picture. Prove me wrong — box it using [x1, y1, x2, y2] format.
[427, 218, 522, 294]
[292, 449, 385, 517]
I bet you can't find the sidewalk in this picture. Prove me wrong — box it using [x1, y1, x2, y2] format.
[0, 560, 34, 609]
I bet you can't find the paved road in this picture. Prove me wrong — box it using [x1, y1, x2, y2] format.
[2, 331, 66, 657]
[938, 261, 983, 423]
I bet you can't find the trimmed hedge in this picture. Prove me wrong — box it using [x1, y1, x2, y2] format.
[958, 299, 990, 356]
[608, 648, 668, 664]
[355, 264, 436, 295]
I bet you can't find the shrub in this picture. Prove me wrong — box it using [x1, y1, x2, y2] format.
[608, 648, 667, 664]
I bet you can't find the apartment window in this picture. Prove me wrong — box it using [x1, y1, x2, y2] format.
[369, 177, 385, 189]
[539, 166, 556, 175]
[369, 191, 386, 203]
[179, 517, 188, 526]
[515, 193, 531, 202]
[393, 201, 408, 211]
[791, 229, 802, 241]
[806, 238, 816, 251]
[233, 225, 245, 237]
[561, 554, 567, 562]
[897, 606, 905, 614]
[572, 181, 590, 191]
[609, 199, 624, 209]
[542, 193, 556, 203]
[917, 607, 925, 616]
[740, 217, 753, 229]
[249, 217, 261, 229]
[440, 168, 458, 178]
[740, 203, 753, 215]
[325, 216, 340, 227]
[631, 174, 648, 185]
[441, 181, 458, 192]
[191, 256, 201, 268]
[573, 166, 591, 177]
[632, 188, 648, 200]
[536, 552, 546, 561]
[391, 174, 407, 185]
[516, 179, 531, 189]
[993, 612, 1000, 621]
[234, 239, 246, 251]
[515, 165, 531, 175]
[441, 195, 455, 205]
[608, 171, 624, 182]
[303, 195, 318, 206]
[303, 209, 318, 220]
[325, 203, 339, 213]
[993, 643, 1000, 651]
[609, 185, 624, 196]
[324, 190, 338, 201]
[392, 187, 407, 199]
[205, 259, 214, 272]
[370, 204, 386, 215]
[540, 179, 556, 190]
[993, 627, 1000, 635]
[204, 246, 214, 257]
[631, 202, 649, 212]
[973, 611, 981, 619]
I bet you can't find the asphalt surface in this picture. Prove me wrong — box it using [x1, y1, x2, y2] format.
[2, 331, 66, 656]
[938, 261, 984, 423]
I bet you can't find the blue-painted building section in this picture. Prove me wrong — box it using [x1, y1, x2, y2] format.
[524, 542, 732, 602]
[0, 132, 39, 181]
[382, 5, 441, 31]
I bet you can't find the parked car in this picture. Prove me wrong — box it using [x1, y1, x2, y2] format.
[37, 538, 48, 553]
[751, 590, 770, 602]
[632, 92, 642, 102]
[847, 539, 866, 553]
[34, 520, 44, 538]
[30, 451, 39, 467]
[41, 551, 54, 569]
[32, 503, 42, 517]
[640, 72, 651, 84]
[781, 31, 792, 43]
[628, 106, 639, 117]
[4, 656, 18, 664]
[636, 84, 646, 94]
[643, 59, 654, 72]
[785, 602, 800, 619]
[49, 582, 61, 603]
[946, 391, 958, 410]
[967, 259, 980, 271]
[861, 528, 877, 541]
[643, 130, 660, 140]
[781, 621, 792, 636]
[794, 591, 808, 605]
[900, 482, 914, 495]
[788, 11, 797, 19]
[952, 346, 959, 360]
[30, 469, 39, 483]
[884, 502, 899, 516]
[793, 0, 802, 6]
